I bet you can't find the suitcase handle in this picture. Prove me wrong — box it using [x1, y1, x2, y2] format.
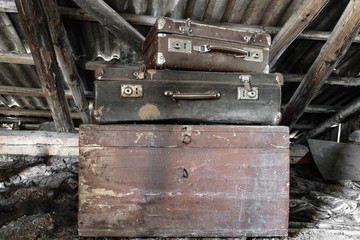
[193, 44, 249, 57]
[164, 91, 221, 100]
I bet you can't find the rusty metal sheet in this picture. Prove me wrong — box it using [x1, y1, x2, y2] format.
[308, 139, 360, 181]
[79, 124, 289, 237]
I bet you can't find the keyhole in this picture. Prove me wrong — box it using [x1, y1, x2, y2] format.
[124, 87, 133, 95]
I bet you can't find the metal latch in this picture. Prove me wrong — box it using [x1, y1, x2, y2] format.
[121, 84, 143, 98]
[168, 38, 192, 54]
[240, 75, 252, 91]
[238, 75, 258, 100]
[179, 18, 192, 34]
[133, 64, 146, 80]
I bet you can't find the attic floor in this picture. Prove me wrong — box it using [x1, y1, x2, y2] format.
[0, 156, 359, 240]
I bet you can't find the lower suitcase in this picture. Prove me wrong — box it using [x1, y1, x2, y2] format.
[93, 67, 283, 125]
[78, 124, 290, 237]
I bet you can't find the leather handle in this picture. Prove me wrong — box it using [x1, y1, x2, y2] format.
[194, 44, 249, 57]
[164, 91, 221, 100]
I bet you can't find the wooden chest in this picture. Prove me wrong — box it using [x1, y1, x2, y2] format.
[79, 125, 289, 237]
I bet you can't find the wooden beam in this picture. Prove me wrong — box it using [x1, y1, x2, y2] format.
[0, 107, 81, 119]
[0, 130, 79, 156]
[284, 74, 360, 87]
[42, 0, 90, 124]
[0, 53, 33, 64]
[72, 0, 145, 56]
[1, 53, 360, 87]
[0, 85, 93, 99]
[0, 12, 26, 53]
[15, 0, 75, 132]
[281, 0, 360, 129]
[282, 104, 340, 114]
[269, 0, 330, 68]
[299, 96, 360, 141]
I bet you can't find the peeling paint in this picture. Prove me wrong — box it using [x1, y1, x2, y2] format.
[138, 104, 160, 120]
[213, 135, 230, 142]
[134, 133, 143, 144]
[91, 188, 134, 198]
[147, 69, 157, 79]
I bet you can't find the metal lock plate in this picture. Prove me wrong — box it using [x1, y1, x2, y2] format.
[238, 87, 259, 100]
[243, 47, 263, 62]
[121, 84, 143, 98]
[168, 38, 192, 54]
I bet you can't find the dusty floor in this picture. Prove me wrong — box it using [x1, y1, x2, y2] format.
[1, 155, 360, 240]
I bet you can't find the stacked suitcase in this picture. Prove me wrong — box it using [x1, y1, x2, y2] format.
[79, 17, 289, 238]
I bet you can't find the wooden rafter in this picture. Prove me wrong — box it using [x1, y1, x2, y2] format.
[0, 107, 81, 119]
[0, 85, 93, 99]
[72, 0, 145, 56]
[15, 0, 74, 132]
[1, 53, 360, 87]
[299, 96, 360, 142]
[2, 4, 360, 43]
[281, 0, 360, 129]
[42, 0, 90, 124]
[269, 0, 330, 68]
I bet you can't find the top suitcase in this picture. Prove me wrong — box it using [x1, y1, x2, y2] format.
[143, 17, 271, 73]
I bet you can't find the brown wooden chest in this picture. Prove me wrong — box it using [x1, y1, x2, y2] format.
[79, 124, 289, 237]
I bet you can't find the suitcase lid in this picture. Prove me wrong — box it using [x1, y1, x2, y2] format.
[97, 67, 283, 87]
[143, 17, 271, 54]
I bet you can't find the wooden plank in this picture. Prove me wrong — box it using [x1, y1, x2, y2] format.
[72, 0, 145, 56]
[0, 53, 33, 65]
[284, 74, 360, 86]
[269, 0, 330, 68]
[0, 130, 78, 156]
[42, 0, 90, 124]
[0, 12, 26, 54]
[15, 0, 74, 132]
[0, 107, 81, 119]
[281, 104, 340, 114]
[281, 0, 360, 129]
[0, 85, 93, 99]
[79, 124, 289, 237]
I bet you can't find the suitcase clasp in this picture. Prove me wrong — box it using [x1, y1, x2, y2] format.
[238, 75, 259, 100]
[179, 18, 192, 34]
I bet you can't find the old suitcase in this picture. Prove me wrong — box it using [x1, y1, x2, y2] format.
[93, 67, 283, 125]
[143, 17, 271, 73]
[79, 124, 290, 237]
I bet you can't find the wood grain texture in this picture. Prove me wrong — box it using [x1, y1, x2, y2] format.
[15, 0, 74, 132]
[79, 124, 289, 237]
[72, 0, 145, 56]
[42, 0, 90, 124]
[299, 96, 360, 142]
[281, 0, 360, 129]
[0, 130, 78, 156]
[269, 0, 330, 67]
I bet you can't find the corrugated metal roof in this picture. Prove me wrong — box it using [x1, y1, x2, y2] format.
[0, 0, 359, 135]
